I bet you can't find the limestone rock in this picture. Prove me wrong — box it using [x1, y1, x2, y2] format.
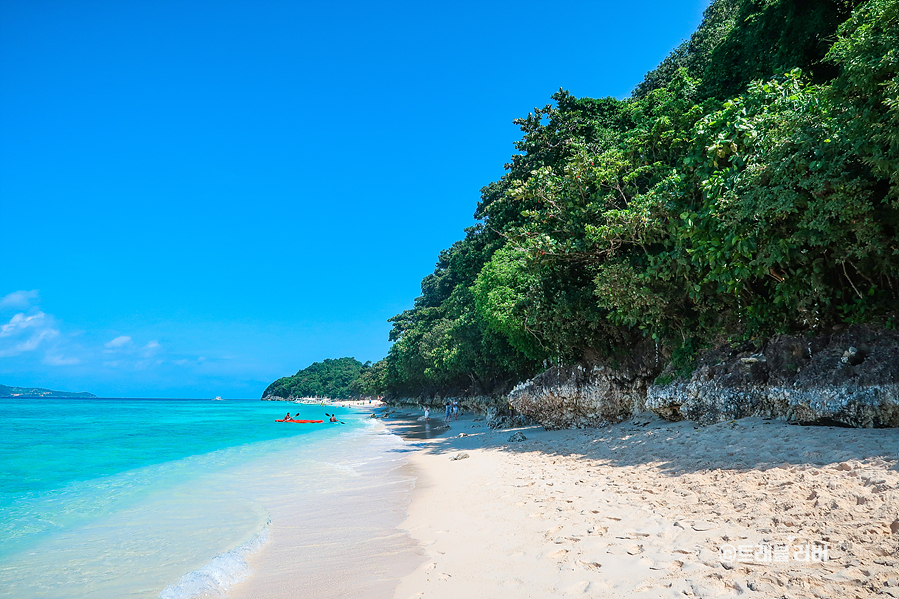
[387, 326, 899, 430]
[508, 431, 527, 442]
[485, 406, 534, 429]
[508, 340, 662, 430]
[647, 326, 899, 428]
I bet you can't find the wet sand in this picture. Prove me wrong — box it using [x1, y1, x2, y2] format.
[226, 414, 423, 599]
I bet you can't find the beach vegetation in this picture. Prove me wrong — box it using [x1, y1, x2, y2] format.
[263, 357, 371, 399]
[268, 0, 899, 400]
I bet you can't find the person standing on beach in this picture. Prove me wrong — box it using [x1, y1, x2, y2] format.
[452, 399, 459, 421]
[444, 401, 452, 424]
[424, 406, 430, 421]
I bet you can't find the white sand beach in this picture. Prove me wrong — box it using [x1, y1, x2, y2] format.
[392, 413, 899, 599]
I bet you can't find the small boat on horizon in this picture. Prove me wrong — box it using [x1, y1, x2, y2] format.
[213, 396, 223, 401]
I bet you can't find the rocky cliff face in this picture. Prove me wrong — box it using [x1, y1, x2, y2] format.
[504, 326, 899, 429]
[508, 340, 662, 430]
[647, 326, 899, 428]
[386, 326, 899, 429]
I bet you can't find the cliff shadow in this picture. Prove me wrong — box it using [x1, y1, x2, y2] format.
[387, 412, 899, 477]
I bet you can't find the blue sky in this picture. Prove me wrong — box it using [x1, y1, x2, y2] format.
[1, 0, 710, 398]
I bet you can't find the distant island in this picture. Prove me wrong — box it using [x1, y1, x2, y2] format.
[0, 384, 97, 398]
[262, 357, 375, 400]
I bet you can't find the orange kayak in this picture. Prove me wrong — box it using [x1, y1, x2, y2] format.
[275, 418, 323, 423]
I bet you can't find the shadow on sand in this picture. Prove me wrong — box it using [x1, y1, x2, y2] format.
[380, 409, 899, 477]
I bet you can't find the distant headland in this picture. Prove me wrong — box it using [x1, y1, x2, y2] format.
[0, 384, 97, 398]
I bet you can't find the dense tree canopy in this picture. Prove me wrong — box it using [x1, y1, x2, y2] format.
[379, 0, 898, 397]
[263, 357, 371, 399]
[269, 0, 899, 400]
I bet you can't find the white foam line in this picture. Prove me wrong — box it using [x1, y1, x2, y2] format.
[158, 520, 271, 599]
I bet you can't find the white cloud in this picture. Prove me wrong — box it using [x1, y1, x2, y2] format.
[17, 329, 57, 350]
[44, 353, 81, 366]
[0, 329, 58, 357]
[104, 336, 132, 349]
[0, 290, 39, 310]
[0, 312, 59, 357]
[144, 340, 161, 350]
[0, 312, 48, 337]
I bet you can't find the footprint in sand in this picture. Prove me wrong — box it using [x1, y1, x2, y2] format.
[605, 543, 643, 556]
[648, 559, 683, 570]
[558, 580, 592, 595]
[548, 549, 569, 560]
[543, 525, 564, 539]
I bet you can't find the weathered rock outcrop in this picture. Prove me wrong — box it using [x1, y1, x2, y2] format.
[387, 327, 899, 430]
[484, 405, 535, 429]
[508, 341, 662, 430]
[647, 326, 899, 428]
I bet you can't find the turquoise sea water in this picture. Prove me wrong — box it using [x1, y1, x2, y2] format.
[0, 397, 400, 599]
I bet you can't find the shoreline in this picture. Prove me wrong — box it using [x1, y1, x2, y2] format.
[385, 411, 899, 599]
[225, 408, 424, 599]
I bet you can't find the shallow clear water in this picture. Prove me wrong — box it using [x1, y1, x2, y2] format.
[0, 398, 405, 599]
[0, 398, 339, 497]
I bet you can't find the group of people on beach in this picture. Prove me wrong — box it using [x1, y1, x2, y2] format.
[421, 400, 459, 424]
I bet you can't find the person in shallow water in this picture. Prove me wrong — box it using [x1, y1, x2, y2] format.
[329, 414, 338, 423]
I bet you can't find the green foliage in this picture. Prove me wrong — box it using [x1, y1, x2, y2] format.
[351, 359, 387, 396]
[473, 246, 544, 359]
[263, 357, 370, 399]
[379, 0, 899, 398]
[827, 0, 899, 200]
[700, 0, 864, 100]
[383, 226, 540, 398]
[672, 71, 899, 334]
[633, 0, 741, 98]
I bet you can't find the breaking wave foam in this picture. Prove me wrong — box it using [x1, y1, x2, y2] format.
[158, 520, 270, 599]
